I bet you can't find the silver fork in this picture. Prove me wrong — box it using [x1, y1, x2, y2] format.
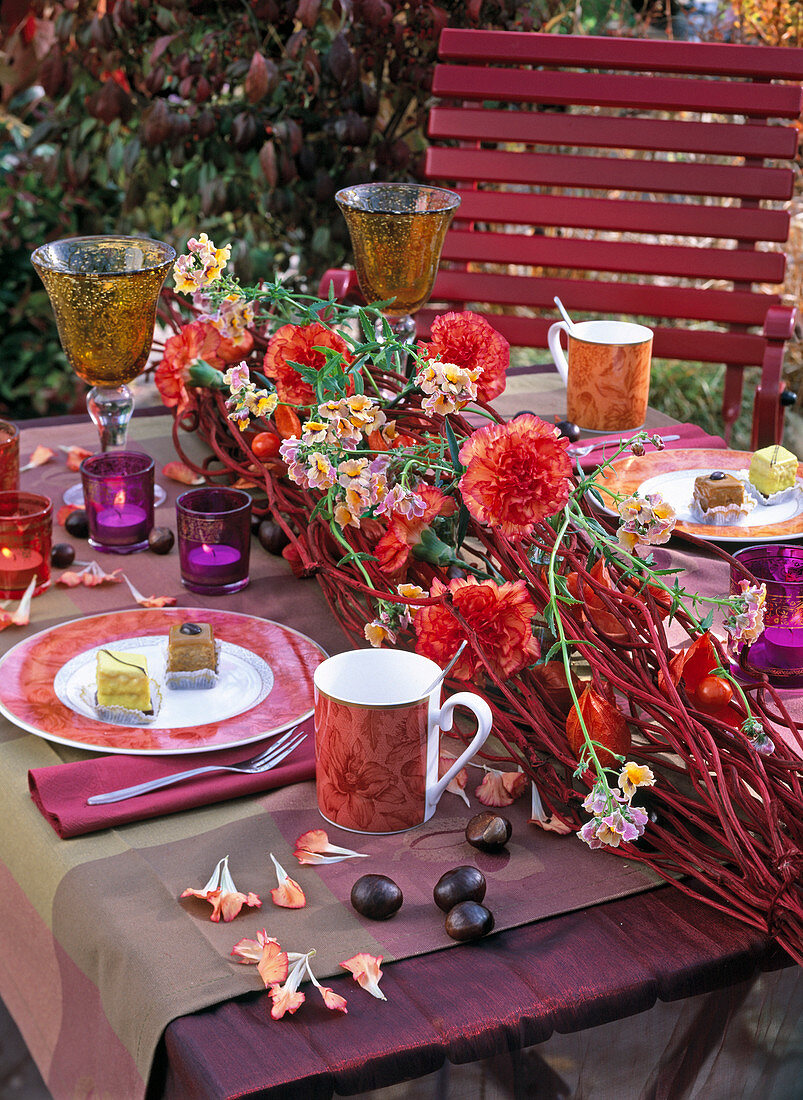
[568, 433, 681, 458]
[86, 726, 307, 804]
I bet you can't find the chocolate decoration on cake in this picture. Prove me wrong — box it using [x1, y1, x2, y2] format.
[180, 623, 203, 635]
[709, 471, 726, 480]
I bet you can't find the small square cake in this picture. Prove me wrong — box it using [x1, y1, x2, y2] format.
[167, 622, 216, 674]
[96, 649, 151, 713]
[748, 445, 798, 498]
[692, 471, 746, 514]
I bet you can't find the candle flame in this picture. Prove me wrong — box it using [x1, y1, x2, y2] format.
[0, 548, 11, 560]
[113, 489, 126, 509]
[201, 543, 213, 553]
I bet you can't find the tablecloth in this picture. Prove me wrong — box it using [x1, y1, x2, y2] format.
[0, 410, 674, 1100]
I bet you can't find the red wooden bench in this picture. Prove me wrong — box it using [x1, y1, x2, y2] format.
[320, 30, 803, 447]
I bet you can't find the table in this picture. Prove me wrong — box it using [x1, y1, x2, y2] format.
[0, 407, 799, 1100]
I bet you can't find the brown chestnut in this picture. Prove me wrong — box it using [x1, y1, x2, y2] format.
[465, 811, 512, 853]
[350, 874, 403, 920]
[445, 900, 495, 942]
[433, 866, 486, 912]
[64, 509, 89, 539]
[51, 543, 76, 569]
[257, 518, 290, 555]
[148, 526, 175, 554]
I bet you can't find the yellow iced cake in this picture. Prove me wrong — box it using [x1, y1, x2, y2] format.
[96, 649, 151, 712]
[748, 445, 798, 498]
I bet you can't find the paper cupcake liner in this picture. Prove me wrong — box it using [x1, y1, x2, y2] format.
[82, 681, 163, 726]
[165, 641, 221, 690]
[744, 479, 803, 508]
[689, 495, 755, 526]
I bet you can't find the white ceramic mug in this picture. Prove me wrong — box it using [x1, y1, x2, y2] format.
[314, 648, 492, 834]
[547, 319, 653, 432]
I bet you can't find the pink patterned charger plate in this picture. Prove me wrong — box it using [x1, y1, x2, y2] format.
[0, 608, 326, 755]
[598, 448, 803, 543]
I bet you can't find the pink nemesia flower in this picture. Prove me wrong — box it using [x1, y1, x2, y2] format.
[180, 855, 261, 922]
[340, 953, 386, 1001]
[725, 581, 767, 645]
[617, 762, 656, 800]
[268, 981, 305, 1020]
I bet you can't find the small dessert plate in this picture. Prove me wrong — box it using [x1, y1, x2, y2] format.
[59, 636, 271, 728]
[597, 448, 803, 544]
[0, 607, 326, 754]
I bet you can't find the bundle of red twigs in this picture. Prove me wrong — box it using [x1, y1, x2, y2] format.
[169, 366, 803, 967]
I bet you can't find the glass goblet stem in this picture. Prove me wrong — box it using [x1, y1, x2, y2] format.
[87, 385, 135, 450]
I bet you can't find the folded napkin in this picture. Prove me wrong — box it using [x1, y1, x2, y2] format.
[29, 719, 315, 839]
[573, 423, 726, 471]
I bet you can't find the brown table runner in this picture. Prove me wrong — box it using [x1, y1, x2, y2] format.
[0, 412, 665, 1100]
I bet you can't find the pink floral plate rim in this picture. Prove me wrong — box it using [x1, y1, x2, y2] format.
[597, 448, 803, 543]
[0, 607, 327, 755]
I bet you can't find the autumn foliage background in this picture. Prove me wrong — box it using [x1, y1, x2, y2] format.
[1, 0, 801, 424]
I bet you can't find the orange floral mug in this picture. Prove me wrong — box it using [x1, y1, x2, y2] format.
[547, 319, 653, 432]
[314, 649, 493, 834]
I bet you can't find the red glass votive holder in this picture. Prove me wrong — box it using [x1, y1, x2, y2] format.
[0, 492, 52, 598]
[730, 542, 803, 687]
[80, 452, 154, 553]
[0, 421, 19, 492]
[176, 488, 251, 595]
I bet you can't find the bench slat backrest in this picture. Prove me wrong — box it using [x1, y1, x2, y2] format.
[422, 29, 803, 437]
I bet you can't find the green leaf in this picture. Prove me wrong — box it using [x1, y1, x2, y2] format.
[699, 609, 714, 631]
[455, 503, 470, 551]
[444, 416, 463, 472]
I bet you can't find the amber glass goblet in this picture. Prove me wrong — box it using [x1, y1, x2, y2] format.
[335, 183, 461, 343]
[31, 235, 175, 452]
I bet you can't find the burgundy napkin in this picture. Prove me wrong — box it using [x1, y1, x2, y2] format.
[574, 423, 726, 471]
[28, 720, 315, 838]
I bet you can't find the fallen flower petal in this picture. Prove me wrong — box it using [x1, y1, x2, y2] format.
[529, 783, 573, 835]
[293, 829, 368, 861]
[0, 576, 37, 631]
[121, 573, 176, 607]
[56, 504, 81, 526]
[476, 768, 527, 807]
[57, 561, 122, 588]
[20, 445, 55, 472]
[319, 986, 348, 1013]
[231, 929, 280, 963]
[268, 983, 305, 1019]
[257, 939, 290, 988]
[162, 460, 205, 486]
[340, 953, 386, 1001]
[269, 852, 306, 908]
[180, 855, 261, 923]
[61, 445, 94, 472]
[439, 752, 469, 807]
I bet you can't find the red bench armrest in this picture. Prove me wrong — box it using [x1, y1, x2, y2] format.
[752, 304, 798, 449]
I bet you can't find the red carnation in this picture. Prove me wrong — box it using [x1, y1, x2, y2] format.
[459, 414, 572, 537]
[422, 311, 509, 402]
[414, 576, 539, 680]
[263, 322, 353, 406]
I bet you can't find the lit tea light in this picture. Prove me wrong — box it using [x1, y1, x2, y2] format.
[0, 545, 44, 591]
[186, 542, 243, 583]
[94, 488, 149, 548]
[762, 625, 803, 668]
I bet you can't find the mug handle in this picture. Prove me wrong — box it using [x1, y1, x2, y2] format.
[429, 692, 493, 808]
[547, 321, 570, 384]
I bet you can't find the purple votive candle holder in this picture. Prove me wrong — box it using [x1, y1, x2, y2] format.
[731, 542, 803, 684]
[176, 488, 251, 595]
[80, 452, 154, 553]
[0, 491, 52, 598]
[0, 421, 19, 492]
